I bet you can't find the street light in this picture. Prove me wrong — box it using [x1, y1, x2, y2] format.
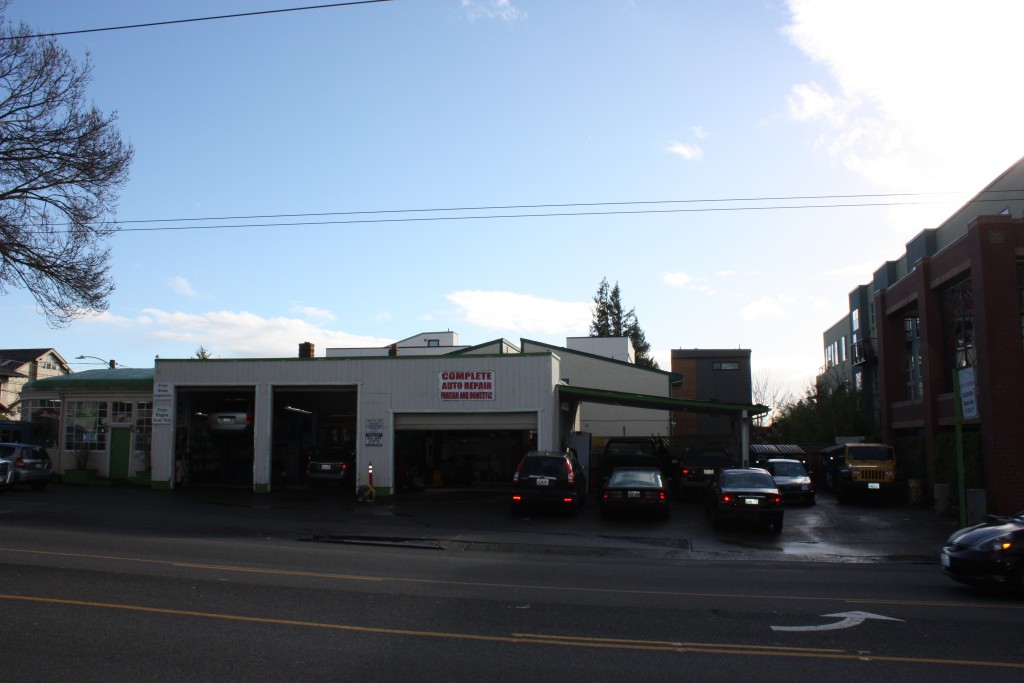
[76, 355, 117, 369]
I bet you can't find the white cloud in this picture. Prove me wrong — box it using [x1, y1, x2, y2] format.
[783, 0, 1024, 232]
[289, 305, 336, 321]
[738, 294, 831, 323]
[447, 290, 591, 334]
[168, 276, 198, 297]
[667, 142, 704, 160]
[461, 0, 525, 22]
[137, 309, 391, 357]
[661, 272, 693, 288]
[692, 125, 710, 140]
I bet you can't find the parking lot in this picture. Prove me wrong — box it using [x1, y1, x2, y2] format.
[0, 481, 961, 564]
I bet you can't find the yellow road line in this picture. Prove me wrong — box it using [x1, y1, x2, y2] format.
[2, 546, 1021, 611]
[1, 594, 1022, 669]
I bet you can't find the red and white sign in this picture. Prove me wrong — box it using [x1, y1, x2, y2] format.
[439, 370, 495, 400]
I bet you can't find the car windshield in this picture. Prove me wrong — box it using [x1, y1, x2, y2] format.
[768, 462, 806, 477]
[0, 445, 15, 457]
[685, 452, 732, 466]
[722, 471, 774, 489]
[608, 469, 662, 488]
[605, 442, 656, 456]
[848, 446, 894, 461]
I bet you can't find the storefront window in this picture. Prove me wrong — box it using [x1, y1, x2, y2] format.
[111, 401, 133, 427]
[135, 402, 153, 453]
[65, 401, 108, 451]
[27, 399, 61, 448]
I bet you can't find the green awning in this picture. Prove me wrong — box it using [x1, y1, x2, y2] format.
[559, 385, 768, 417]
[24, 368, 155, 392]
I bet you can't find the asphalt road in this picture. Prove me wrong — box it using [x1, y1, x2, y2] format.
[2, 516, 1022, 682]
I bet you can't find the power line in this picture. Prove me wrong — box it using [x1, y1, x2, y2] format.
[106, 190, 1018, 233]
[27, 190, 1020, 235]
[6, 1, 394, 40]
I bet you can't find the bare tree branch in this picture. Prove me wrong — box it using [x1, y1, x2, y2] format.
[0, 2, 132, 326]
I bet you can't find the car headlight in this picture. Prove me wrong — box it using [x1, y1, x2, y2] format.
[989, 538, 1013, 552]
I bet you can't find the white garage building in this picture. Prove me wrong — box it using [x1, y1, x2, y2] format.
[23, 333, 765, 495]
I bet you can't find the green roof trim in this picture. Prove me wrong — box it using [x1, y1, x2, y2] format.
[25, 368, 155, 391]
[559, 385, 769, 416]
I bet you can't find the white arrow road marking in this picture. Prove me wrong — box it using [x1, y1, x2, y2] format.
[771, 611, 904, 632]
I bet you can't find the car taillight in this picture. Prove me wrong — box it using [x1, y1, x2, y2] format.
[681, 468, 691, 476]
[511, 494, 523, 502]
[15, 456, 26, 469]
[721, 494, 732, 503]
[565, 460, 575, 486]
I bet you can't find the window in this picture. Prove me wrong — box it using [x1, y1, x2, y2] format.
[427, 339, 440, 347]
[712, 361, 740, 371]
[135, 402, 153, 453]
[112, 401, 133, 426]
[65, 401, 107, 451]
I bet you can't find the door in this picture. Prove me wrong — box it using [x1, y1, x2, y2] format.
[110, 427, 132, 479]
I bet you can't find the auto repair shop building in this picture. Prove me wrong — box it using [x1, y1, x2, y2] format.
[23, 335, 765, 495]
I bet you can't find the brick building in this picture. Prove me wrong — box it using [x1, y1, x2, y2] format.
[819, 157, 1024, 514]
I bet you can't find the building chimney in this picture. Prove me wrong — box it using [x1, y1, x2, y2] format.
[298, 342, 315, 358]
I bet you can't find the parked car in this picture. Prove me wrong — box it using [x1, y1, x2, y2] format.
[0, 443, 54, 491]
[510, 449, 587, 515]
[941, 509, 1024, 597]
[306, 443, 356, 488]
[206, 410, 252, 432]
[762, 458, 816, 505]
[705, 467, 784, 533]
[599, 467, 670, 519]
[674, 447, 735, 499]
[600, 437, 673, 483]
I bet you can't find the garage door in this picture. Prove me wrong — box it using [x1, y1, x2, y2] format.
[394, 412, 537, 430]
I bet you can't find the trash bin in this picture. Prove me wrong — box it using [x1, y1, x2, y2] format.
[966, 489, 987, 525]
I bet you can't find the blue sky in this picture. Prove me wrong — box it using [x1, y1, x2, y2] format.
[4, 0, 1024, 404]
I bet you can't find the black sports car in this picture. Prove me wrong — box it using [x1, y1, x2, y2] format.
[941, 509, 1024, 597]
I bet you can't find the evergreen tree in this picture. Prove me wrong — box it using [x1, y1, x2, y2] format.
[589, 278, 659, 369]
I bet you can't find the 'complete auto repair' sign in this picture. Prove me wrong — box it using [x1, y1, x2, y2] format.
[439, 370, 495, 400]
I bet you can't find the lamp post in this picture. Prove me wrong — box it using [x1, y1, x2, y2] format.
[76, 355, 117, 369]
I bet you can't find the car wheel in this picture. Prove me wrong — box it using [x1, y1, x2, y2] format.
[769, 516, 784, 533]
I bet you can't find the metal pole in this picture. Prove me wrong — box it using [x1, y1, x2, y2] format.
[952, 369, 967, 528]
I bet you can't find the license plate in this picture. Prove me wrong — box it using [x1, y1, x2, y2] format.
[627, 490, 640, 498]
[320, 464, 332, 471]
[536, 478, 549, 486]
[218, 416, 234, 424]
[941, 551, 950, 568]
[744, 498, 759, 505]
[703, 469, 715, 475]
[868, 482, 880, 490]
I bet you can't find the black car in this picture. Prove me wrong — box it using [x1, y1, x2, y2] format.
[599, 467, 670, 519]
[941, 509, 1024, 597]
[763, 458, 815, 505]
[705, 467, 784, 533]
[600, 437, 673, 483]
[674, 447, 735, 499]
[511, 450, 587, 515]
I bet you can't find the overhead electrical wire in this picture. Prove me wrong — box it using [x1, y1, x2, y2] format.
[96, 190, 1019, 234]
[4, 1, 393, 40]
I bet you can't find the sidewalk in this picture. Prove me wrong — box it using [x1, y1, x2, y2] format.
[0, 482, 961, 564]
